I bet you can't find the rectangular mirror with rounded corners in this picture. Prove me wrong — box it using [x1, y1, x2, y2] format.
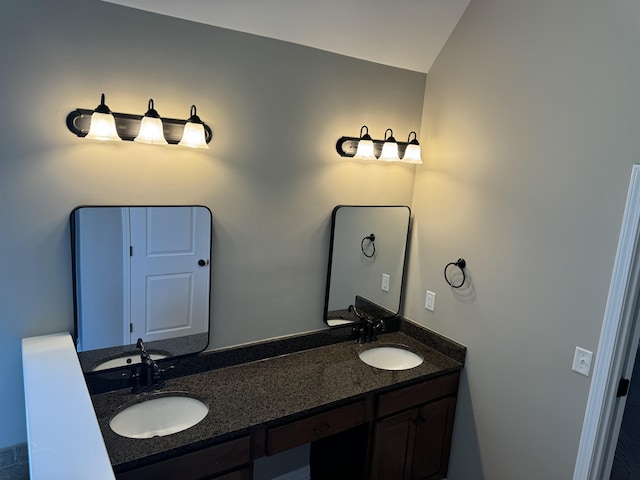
[71, 205, 212, 373]
[324, 205, 411, 326]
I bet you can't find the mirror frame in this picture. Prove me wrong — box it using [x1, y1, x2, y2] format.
[70, 205, 213, 373]
[323, 205, 411, 326]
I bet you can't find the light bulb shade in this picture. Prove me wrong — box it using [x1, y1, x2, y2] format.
[353, 139, 376, 160]
[179, 122, 209, 149]
[134, 99, 167, 145]
[178, 105, 209, 149]
[84, 94, 121, 141]
[352, 125, 377, 160]
[85, 111, 121, 141]
[379, 128, 400, 162]
[134, 116, 167, 144]
[402, 132, 422, 164]
[402, 143, 422, 164]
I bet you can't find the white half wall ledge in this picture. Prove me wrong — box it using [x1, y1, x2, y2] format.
[22, 332, 115, 480]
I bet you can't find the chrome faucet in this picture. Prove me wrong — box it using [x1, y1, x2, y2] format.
[130, 338, 165, 394]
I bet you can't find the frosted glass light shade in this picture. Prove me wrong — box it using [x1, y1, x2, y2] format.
[134, 116, 167, 145]
[85, 112, 121, 141]
[178, 122, 209, 149]
[402, 143, 422, 164]
[379, 128, 400, 162]
[178, 105, 209, 149]
[352, 125, 377, 160]
[353, 138, 376, 160]
[379, 141, 400, 162]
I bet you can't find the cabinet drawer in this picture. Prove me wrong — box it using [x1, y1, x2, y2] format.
[267, 400, 367, 455]
[116, 436, 251, 480]
[377, 371, 460, 418]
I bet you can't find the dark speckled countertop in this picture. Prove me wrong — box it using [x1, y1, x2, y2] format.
[90, 322, 465, 472]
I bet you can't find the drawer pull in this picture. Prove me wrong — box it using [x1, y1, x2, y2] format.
[313, 423, 331, 434]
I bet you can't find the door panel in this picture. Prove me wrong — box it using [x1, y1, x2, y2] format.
[130, 207, 210, 343]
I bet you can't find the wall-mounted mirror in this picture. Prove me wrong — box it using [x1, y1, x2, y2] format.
[71, 206, 212, 373]
[324, 205, 411, 326]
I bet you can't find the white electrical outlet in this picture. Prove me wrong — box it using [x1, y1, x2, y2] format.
[572, 347, 593, 377]
[382, 274, 390, 292]
[425, 290, 436, 312]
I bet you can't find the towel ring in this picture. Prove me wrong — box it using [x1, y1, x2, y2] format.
[444, 258, 466, 288]
[361, 234, 376, 258]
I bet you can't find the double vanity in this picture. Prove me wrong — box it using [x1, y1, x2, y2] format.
[88, 321, 465, 480]
[39, 204, 467, 479]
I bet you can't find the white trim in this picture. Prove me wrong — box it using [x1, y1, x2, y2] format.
[23, 333, 115, 479]
[121, 207, 131, 345]
[573, 165, 640, 479]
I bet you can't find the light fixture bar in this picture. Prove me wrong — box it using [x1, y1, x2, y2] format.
[66, 109, 213, 145]
[336, 136, 410, 159]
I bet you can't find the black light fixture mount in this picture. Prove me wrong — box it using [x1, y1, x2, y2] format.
[336, 125, 420, 161]
[66, 94, 213, 145]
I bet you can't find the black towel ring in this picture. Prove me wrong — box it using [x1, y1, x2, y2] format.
[361, 233, 376, 258]
[444, 258, 467, 288]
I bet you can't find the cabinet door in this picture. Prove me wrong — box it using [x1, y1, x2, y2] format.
[411, 396, 457, 480]
[370, 409, 416, 480]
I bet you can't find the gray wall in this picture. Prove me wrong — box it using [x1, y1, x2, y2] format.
[0, 0, 423, 449]
[404, 0, 640, 478]
[5, 1, 634, 476]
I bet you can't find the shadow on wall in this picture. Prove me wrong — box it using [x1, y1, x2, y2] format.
[445, 368, 485, 479]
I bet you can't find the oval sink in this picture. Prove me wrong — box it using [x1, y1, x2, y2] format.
[93, 352, 168, 372]
[110, 395, 208, 439]
[359, 345, 424, 371]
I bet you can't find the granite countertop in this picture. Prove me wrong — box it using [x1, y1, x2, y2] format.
[91, 327, 464, 472]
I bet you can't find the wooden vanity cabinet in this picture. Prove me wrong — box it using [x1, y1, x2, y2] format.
[115, 435, 252, 480]
[113, 372, 460, 480]
[369, 372, 460, 480]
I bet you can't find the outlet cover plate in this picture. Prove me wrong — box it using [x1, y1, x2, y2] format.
[425, 290, 436, 312]
[382, 274, 390, 292]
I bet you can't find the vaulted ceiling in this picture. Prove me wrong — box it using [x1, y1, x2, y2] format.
[102, 0, 470, 73]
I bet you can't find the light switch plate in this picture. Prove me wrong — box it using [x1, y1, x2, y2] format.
[572, 347, 593, 377]
[425, 290, 436, 312]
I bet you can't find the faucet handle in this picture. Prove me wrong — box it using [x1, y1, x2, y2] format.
[129, 368, 142, 393]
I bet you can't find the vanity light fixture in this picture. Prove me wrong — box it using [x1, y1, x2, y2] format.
[378, 129, 400, 162]
[84, 94, 121, 142]
[335, 125, 422, 163]
[66, 93, 213, 147]
[134, 99, 168, 145]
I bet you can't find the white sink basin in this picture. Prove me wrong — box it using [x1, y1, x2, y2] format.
[93, 352, 168, 372]
[110, 395, 209, 439]
[359, 345, 424, 371]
